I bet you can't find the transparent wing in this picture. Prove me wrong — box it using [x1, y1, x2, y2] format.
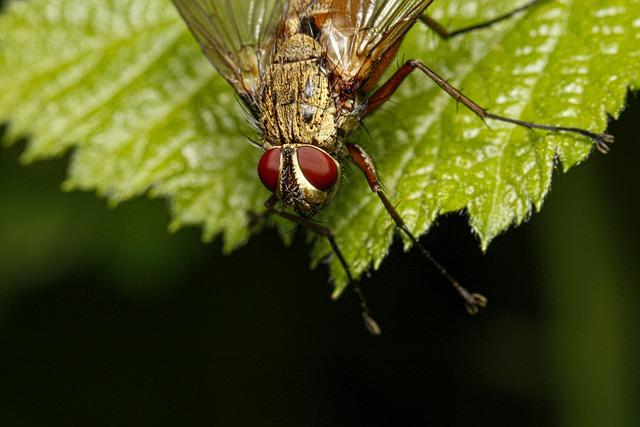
[304, 0, 434, 85]
[173, 0, 284, 107]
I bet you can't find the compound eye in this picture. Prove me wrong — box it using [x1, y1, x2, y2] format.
[258, 148, 281, 192]
[296, 146, 339, 192]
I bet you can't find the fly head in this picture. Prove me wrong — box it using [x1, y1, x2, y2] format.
[258, 144, 341, 216]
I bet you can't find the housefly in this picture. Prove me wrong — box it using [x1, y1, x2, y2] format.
[173, 0, 613, 334]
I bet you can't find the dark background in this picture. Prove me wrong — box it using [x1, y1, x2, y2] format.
[0, 0, 638, 423]
[1, 96, 638, 426]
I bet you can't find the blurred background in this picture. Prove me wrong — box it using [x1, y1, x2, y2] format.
[0, 1, 638, 421]
[1, 96, 638, 426]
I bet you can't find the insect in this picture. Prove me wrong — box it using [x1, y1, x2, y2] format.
[173, 0, 613, 334]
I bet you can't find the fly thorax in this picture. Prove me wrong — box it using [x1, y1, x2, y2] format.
[258, 34, 340, 154]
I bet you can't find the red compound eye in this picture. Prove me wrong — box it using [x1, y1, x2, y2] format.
[258, 148, 281, 192]
[296, 146, 339, 192]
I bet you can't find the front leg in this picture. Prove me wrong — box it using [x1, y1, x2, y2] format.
[347, 144, 488, 315]
[261, 195, 381, 335]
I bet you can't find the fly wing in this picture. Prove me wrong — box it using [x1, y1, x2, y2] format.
[310, 0, 434, 86]
[173, 0, 284, 108]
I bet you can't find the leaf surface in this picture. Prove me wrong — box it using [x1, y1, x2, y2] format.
[1, 0, 638, 295]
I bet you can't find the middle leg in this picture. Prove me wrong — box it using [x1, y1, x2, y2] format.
[261, 195, 382, 335]
[347, 143, 488, 315]
[364, 59, 613, 153]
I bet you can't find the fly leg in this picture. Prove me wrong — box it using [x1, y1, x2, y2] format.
[420, 0, 548, 39]
[262, 195, 382, 336]
[347, 144, 488, 315]
[364, 60, 613, 153]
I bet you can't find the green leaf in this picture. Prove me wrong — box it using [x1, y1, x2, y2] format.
[1, 0, 638, 296]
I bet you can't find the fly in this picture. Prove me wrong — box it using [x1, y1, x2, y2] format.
[173, 0, 613, 334]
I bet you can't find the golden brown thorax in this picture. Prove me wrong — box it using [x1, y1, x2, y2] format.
[258, 33, 356, 156]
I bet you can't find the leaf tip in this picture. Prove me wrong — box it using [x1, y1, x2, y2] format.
[478, 232, 494, 253]
[330, 286, 345, 300]
[167, 220, 182, 234]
